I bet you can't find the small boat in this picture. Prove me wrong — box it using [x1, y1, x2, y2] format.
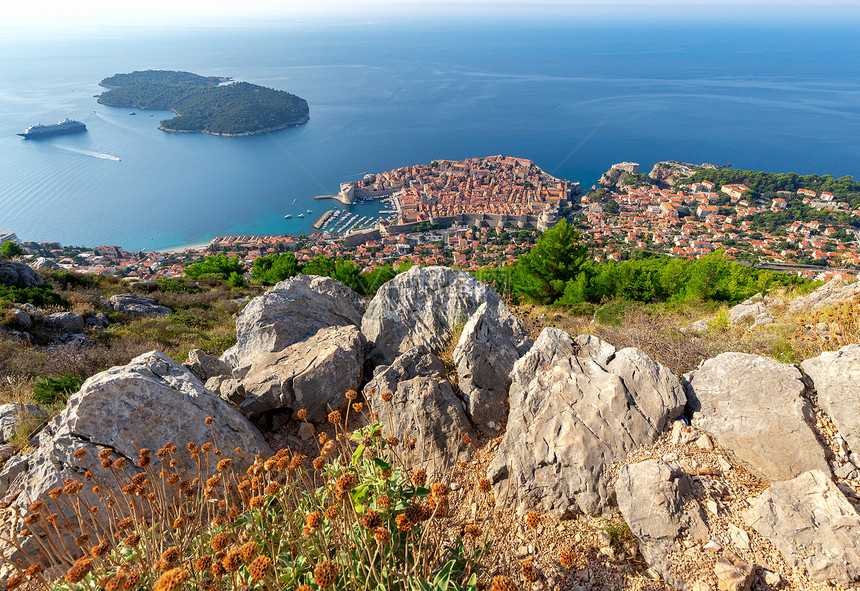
[297, 214, 305, 218]
[307, 209, 312, 213]
[129, 112, 136, 116]
[292, 198, 297, 204]
[284, 214, 292, 219]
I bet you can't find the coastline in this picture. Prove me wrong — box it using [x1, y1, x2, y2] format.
[155, 240, 212, 254]
[159, 115, 310, 137]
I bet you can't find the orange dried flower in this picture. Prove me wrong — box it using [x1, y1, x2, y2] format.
[411, 469, 427, 487]
[521, 559, 537, 582]
[249, 495, 266, 508]
[328, 410, 341, 424]
[248, 555, 271, 580]
[313, 560, 339, 588]
[462, 434, 471, 444]
[90, 540, 110, 557]
[373, 527, 391, 544]
[73, 448, 87, 459]
[25, 564, 43, 577]
[210, 532, 231, 551]
[205, 416, 213, 425]
[324, 505, 340, 519]
[195, 555, 213, 572]
[65, 557, 93, 583]
[335, 471, 356, 492]
[305, 511, 323, 530]
[381, 391, 393, 402]
[377, 494, 391, 510]
[172, 517, 185, 530]
[352, 402, 363, 413]
[217, 458, 232, 472]
[114, 457, 127, 468]
[431, 482, 450, 497]
[297, 408, 307, 419]
[465, 523, 482, 539]
[478, 478, 492, 493]
[161, 546, 180, 565]
[345, 389, 358, 400]
[559, 549, 576, 568]
[395, 514, 412, 531]
[132, 473, 147, 486]
[238, 541, 257, 562]
[222, 549, 243, 573]
[264, 481, 281, 495]
[489, 575, 516, 591]
[360, 510, 382, 529]
[154, 567, 189, 591]
[313, 456, 326, 470]
[124, 533, 141, 547]
[525, 510, 540, 529]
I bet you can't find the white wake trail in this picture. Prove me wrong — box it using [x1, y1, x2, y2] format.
[56, 145, 121, 161]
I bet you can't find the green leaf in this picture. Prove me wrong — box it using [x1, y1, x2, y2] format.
[374, 458, 392, 473]
[431, 560, 455, 590]
[352, 445, 365, 466]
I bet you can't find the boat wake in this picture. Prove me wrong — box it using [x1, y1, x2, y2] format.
[56, 145, 121, 161]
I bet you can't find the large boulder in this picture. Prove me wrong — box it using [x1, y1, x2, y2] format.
[361, 266, 523, 367]
[365, 346, 475, 474]
[0, 262, 42, 287]
[106, 293, 172, 318]
[222, 274, 365, 369]
[488, 328, 685, 516]
[184, 349, 232, 383]
[802, 345, 860, 453]
[789, 277, 860, 313]
[0, 403, 48, 444]
[240, 325, 364, 423]
[42, 311, 84, 333]
[684, 353, 829, 482]
[1, 350, 271, 517]
[616, 460, 709, 590]
[727, 293, 782, 326]
[746, 470, 860, 585]
[452, 302, 532, 433]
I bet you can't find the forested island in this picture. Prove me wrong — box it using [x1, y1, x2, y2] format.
[96, 69, 309, 136]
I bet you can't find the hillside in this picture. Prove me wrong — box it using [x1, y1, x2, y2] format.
[0, 252, 858, 590]
[97, 69, 310, 136]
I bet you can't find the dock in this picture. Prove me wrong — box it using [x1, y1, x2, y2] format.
[312, 209, 336, 230]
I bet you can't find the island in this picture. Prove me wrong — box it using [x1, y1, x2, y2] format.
[96, 69, 309, 136]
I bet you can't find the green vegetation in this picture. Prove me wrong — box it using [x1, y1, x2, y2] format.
[98, 70, 309, 135]
[513, 219, 588, 304]
[687, 168, 860, 204]
[32, 373, 85, 405]
[184, 254, 245, 282]
[0, 241, 25, 260]
[250, 252, 409, 296]
[0, 284, 67, 307]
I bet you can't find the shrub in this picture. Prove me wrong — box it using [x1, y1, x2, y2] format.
[32, 373, 85, 405]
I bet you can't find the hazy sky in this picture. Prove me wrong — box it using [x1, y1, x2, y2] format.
[4, 0, 859, 29]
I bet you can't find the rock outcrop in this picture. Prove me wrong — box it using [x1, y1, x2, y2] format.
[240, 325, 364, 423]
[616, 460, 708, 590]
[222, 274, 365, 369]
[727, 293, 783, 326]
[361, 266, 525, 367]
[0, 262, 43, 287]
[106, 293, 172, 318]
[42, 311, 84, 333]
[184, 349, 232, 383]
[746, 470, 860, 585]
[488, 328, 685, 516]
[452, 302, 532, 433]
[802, 344, 860, 453]
[0, 351, 271, 511]
[684, 353, 828, 482]
[788, 277, 860, 313]
[366, 346, 475, 474]
[0, 403, 48, 444]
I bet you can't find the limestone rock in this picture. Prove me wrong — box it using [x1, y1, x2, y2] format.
[728, 293, 782, 326]
[222, 274, 365, 369]
[205, 375, 246, 406]
[106, 293, 172, 318]
[789, 277, 860, 313]
[616, 460, 708, 591]
[85, 312, 110, 328]
[0, 262, 43, 287]
[802, 344, 860, 453]
[746, 469, 860, 585]
[452, 302, 532, 433]
[7, 350, 271, 522]
[240, 325, 364, 423]
[366, 346, 475, 474]
[184, 349, 232, 383]
[43, 311, 84, 333]
[0, 403, 48, 444]
[685, 352, 828, 482]
[30, 257, 59, 270]
[488, 328, 685, 516]
[713, 555, 755, 591]
[9, 308, 32, 330]
[361, 266, 521, 367]
[53, 333, 95, 348]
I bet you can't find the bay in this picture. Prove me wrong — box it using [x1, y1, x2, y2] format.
[0, 17, 858, 252]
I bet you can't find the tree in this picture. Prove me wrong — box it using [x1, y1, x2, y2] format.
[251, 252, 301, 285]
[603, 199, 619, 215]
[0, 241, 24, 261]
[514, 218, 588, 304]
[184, 254, 244, 281]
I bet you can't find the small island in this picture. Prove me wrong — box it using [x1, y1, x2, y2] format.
[96, 69, 309, 136]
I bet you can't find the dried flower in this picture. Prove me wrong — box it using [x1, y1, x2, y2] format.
[297, 408, 307, 419]
[6, 573, 23, 590]
[462, 435, 471, 444]
[395, 514, 412, 531]
[478, 478, 492, 493]
[132, 473, 147, 486]
[324, 505, 340, 519]
[90, 540, 110, 557]
[161, 546, 180, 565]
[526, 510, 541, 529]
[489, 575, 517, 591]
[217, 458, 232, 472]
[222, 549, 243, 572]
[373, 527, 391, 544]
[411, 469, 427, 487]
[352, 402, 364, 413]
[211, 532, 231, 551]
[345, 389, 358, 400]
[313, 456, 326, 470]
[238, 541, 258, 562]
[205, 416, 213, 425]
[195, 555, 213, 572]
[377, 494, 391, 510]
[73, 448, 87, 459]
[154, 567, 189, 591]
[431, 482, 450, 497]
[465, 523, 482, 539]
[328, 410, 341, 424]
[521, 559, 537, 582]
[381, 391, 393, 402]
[360, 510, 382, 529]
[172, 517, 185, 530]
[559, 549, 576, 568]
[248, 555, 271, 581]
[335, 471, 357, 492]
[124, 533, 141, 547]
[25, 564, 43, 577]
[249, 495, 266, 508]
[264, 481, 281, 495]
[313, 560, 339, 588]
[305, 511, 323, 531]
[114, 457, 127, 469]
[66, 557, 94, 583]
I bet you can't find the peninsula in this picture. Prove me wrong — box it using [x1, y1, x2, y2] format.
[96, 69, 309, 136]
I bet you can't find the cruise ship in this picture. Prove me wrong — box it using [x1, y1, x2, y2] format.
[18, 118, 87, 139]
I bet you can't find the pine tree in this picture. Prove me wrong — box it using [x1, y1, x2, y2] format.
[514, 218, 588, 304]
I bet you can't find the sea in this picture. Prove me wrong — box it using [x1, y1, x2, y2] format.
[1, 15, 859, 252]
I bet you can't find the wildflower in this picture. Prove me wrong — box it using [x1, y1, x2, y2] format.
[324, 505, 340, 519]
[526, 510, 541, 529]
[124, 533, 141, 547]
[66, 557, 94, 584]
[137, 456, 151, 468]
[489, 575, 517, 591]
[352, 402, 364, 413]
[238, 541, 258, 562]
[462, 434, 471, 444]
[431, 482, 450, 497]
[559, 549, 576, 568]
[411, 468, 427, 487]
[478, 478, 492, 493]
[167, 474, 180, 485]
[321, 440, 336, 456]
[335, 471, 356, 492]
[291, 454, 307, 469]
[328, 410, 341, 424]
[305, 511, 323, 531]
[222, 548, 243, 572]
[132, 473, 147, 486]
[249, 495, 266, 508]
[297, 586, 313, 591]
[154, 568, 189, 591]
[195, 555, 213, 572]
[521, 560, 537, 582]
[6, 573, 23, 590]
[201, 442, 213, 453]
[217, 458, 232, 472]
[265, 481, 281, 495]
[313, 560, 339, 589]
[297, 409, 307, 419]
[162, 546, 181, 565]
[91, 540, 110, 557]
[318, 432, 328, 445]
[211, 532, 231, 551]
[73, 448, 87, 459]
[114, 457, 127, 468]
[243, 554, 270, 580]
[465, 523, 482, 539]
[345, 389, 358, 400]
[381, 391, 393, 402]
[205, 416, 213, 425]
[395, 514, 412, 531]
[360, 510, 382, 529]
[313, 456, 326, 470]
[49, 487, 63, 499]
[123, 572, 141, 589]
[139, 448, 151, 457]
[377, 494, 391, 510]
[25, 564, 43, 577]
[173, 517, 185, 530]
[211, 560, 227, 579]
[373, 527, 391, 545]
[206, 474, 221, 488]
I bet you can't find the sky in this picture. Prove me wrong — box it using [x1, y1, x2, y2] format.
[3, 0, 859, 30]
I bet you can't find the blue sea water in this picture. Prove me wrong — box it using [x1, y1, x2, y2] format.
[1, 17, 859, 252]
